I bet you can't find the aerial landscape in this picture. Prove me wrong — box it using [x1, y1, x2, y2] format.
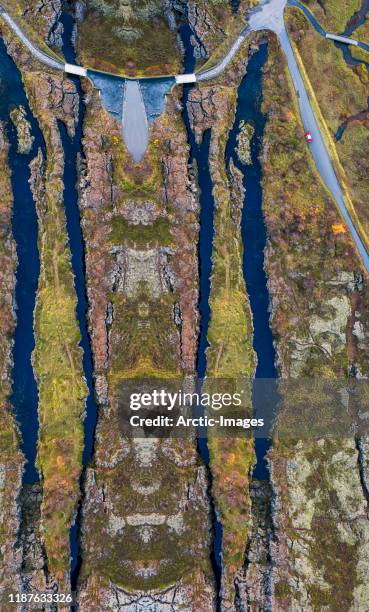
[0, 0, 368, 610]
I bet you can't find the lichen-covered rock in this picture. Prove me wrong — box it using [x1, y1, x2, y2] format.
[259, 36, 369, 611]
[9, 105, 34, 154]
[76, 80, 215, 607]
[0, 123, 24, 603]
[236, 120, 254, 165]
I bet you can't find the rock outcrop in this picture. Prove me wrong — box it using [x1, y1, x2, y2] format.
[0, 122, 24, 605]
[260, 36, 369, 611]
[76, 77, 215, 607]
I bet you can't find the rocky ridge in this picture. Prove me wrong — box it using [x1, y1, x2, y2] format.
[260, 35, 369, 611]
[75, 68, 215, 608]
[0, 122, 25, 605]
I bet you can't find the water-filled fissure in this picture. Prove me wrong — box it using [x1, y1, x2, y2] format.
[225, 43, 277, 480]
[0, 37, 45, 485]
[179, 22, 223, 596]
[59, 11, 98, 583]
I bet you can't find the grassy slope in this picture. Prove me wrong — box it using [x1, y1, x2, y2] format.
[351, 16, 369, 61]
[286, 7, 369, 248]
[300, 0, 361, 31]
[207, 131, 256, 603]
[24, 73, 87, 585]
[0, 123, 24, 595]
[197, 47, 256, 604]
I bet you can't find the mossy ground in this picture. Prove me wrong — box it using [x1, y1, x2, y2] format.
[23, 73, 87, 582]
[286, 8, 369, 246]
[76, 0, 181, 76]
[263, 33, 369, 610]
[350, 17, 369, 62]
[300, 0, 361, 31]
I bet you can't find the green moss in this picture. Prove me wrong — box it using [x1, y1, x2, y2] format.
[110, 216, 173, 246]
[299, 0, 361, 31]
[77, 0, 181, 76]
[274, 580, 292, 598]
[109, 293, 180, 379]
[23, 75, 87, 581]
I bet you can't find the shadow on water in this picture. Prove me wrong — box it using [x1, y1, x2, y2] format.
[0, 38, 46, 485]
[179, 23, 223, 600]
[225, 43, 277, 480]
[59, 11, 98, 586]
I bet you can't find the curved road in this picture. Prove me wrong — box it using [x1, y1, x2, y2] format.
[196, 26, 250, 82]
[0, 6, 64, 70]
[248, 0, 369, 273]
[1, 0, 369, 272]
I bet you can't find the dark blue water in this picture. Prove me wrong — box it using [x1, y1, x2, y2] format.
[288, 0, 326, 35]
[0, 39, 46, 484]
[179, 23, 223, 593]
[60, 12, 97, 469]
[231, 0, 240, 13]
[59, 12, 98, 581]
[336, 97, 369, 141]
[225, 43, 277, 480]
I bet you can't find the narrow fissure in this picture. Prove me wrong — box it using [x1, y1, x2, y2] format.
[0, 37, 44, 483]
[0, 35, 49, 588]
[179, 22, 223, 605]
[225, 42, 277, 608]
[355, 436, 369, 503]
[58, 10, 98, 588]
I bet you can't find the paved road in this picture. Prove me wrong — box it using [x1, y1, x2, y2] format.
[1, 0, 369, 270]
[278, 27, 369, 272]
[0, 6, 64, 70]
[248, 0, 369, 273]
[197, 26, 250, 81]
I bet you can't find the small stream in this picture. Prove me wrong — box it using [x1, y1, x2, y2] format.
[0, 38, 46, 485]
[343, 0, 369, 36]
[225, 43, 276, 481]
[59, 11, 98, 583]
[336, 1, 369, 140]
[289, 0, 369, 69]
